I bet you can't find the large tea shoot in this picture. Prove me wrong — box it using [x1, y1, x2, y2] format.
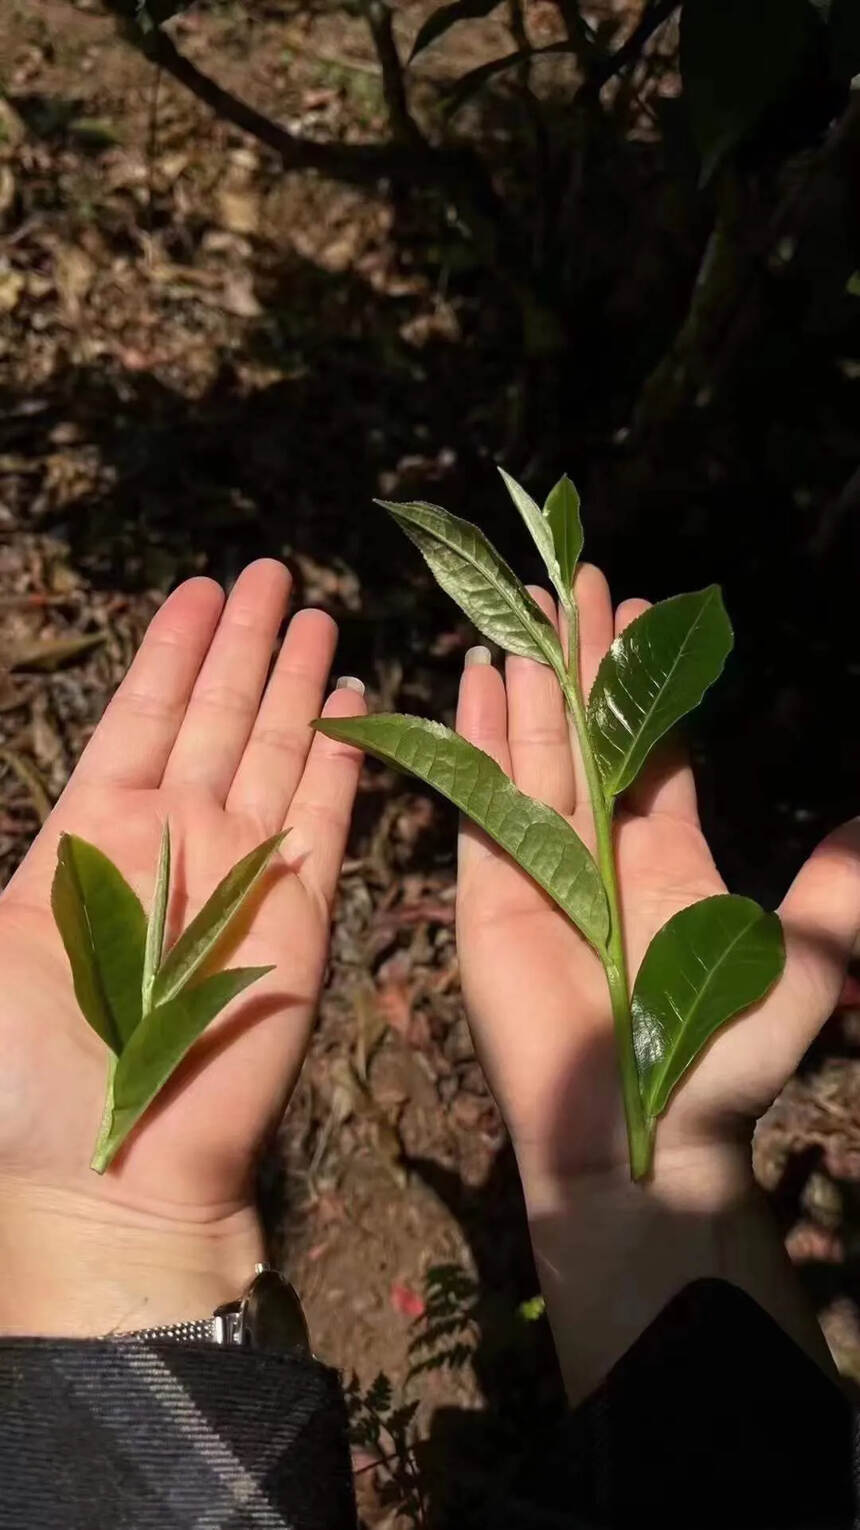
[51, 823, 284, 1171]
[315, 473, 784, 1179]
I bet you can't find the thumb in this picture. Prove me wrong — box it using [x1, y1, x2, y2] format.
[777, 817, 860, 1055]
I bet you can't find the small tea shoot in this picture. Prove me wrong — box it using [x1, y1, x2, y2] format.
[314, 471, 785, 1179]
[51, 823, 284, 1172]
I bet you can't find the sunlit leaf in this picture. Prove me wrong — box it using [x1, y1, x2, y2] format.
[587, 586, 732, 800]
[51, 833, 146, 1052]
[543, 475, 583, 599]
[410, 0, 504, 61]
[497, 467, 568, 608]
[152, 832, 286, 1007]
[377, 499, 563, 668]
[91, 965, 271, 1171]
[680, 0, 820, 180]
[313, 713, 609, 951]
[142, 820, 170, 1015]
[633, 894, 785, 1117]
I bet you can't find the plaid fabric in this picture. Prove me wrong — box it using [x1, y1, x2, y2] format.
[569, 1278, 857, 1530]
[0, 1338, 357, 1530]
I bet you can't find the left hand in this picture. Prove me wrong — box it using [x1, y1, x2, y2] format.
[0, 560, 364, 1334]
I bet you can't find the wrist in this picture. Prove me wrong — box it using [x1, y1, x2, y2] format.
[520, 1133, 758, 1229]
[518, 1138, 831, 1403]
[0, 1176, 265, 1337]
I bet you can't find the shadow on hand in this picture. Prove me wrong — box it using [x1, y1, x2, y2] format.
[401, 926, 860, 1528]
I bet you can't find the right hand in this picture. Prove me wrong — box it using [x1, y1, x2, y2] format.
[455, 562, 860, 1190]
[454, 564, 859, 1396]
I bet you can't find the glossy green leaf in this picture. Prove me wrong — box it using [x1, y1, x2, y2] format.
[587, 586, 733, 800]
[680, 0, 819, 179]
[410, 0, 503, 60]
[51, 833, 146, 1053]
[543, 475, 583, 599]
[92, 965, 271, 1171]
[152, 832, 286, 1007]
[142, 820, 171, 1016]
[497, 467, 569, 609]
[633, 894, 785, 1117]
[313, 713, 609, 951]
[377, 499, 563, 668]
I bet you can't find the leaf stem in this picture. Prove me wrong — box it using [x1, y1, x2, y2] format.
[90, 1051, 117, 1175]
[556, 620, 651, 1180]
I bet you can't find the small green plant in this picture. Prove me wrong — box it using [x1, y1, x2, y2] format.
[346, 1371, 425, 1526]
[315, 473, 786, 1179]
[407, 1262, 479, 1383]
[51, 823, 283, 1171]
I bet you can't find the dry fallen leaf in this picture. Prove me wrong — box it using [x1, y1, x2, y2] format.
[0, 166, 17, 230]
[354, 980, 388, 1082]
[0, 266, 24, 313]
[9, 630, 105, 671]
[220, 271, 261, 318]
[0, 748, 52, 823]
[216, 185, 260, 236]
[0, 98, 25, 146]
[54, 245, 95, 321]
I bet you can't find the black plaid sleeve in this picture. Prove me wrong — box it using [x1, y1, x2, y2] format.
[567, 1279, 857, 1529]
[0, 1338, 357, 1530]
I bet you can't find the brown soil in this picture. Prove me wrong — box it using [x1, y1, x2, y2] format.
[2, 3, 860, 1523]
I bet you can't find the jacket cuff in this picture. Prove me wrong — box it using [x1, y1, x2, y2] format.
[0, 1337, 356, 1530]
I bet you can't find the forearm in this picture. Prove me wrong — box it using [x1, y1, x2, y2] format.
[520, 1138, 835, 1406]
[0, 1176, 264, 1336]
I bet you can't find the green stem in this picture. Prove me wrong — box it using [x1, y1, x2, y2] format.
[90, 1051, 117, 1174]
[556, 615, 651, 1180]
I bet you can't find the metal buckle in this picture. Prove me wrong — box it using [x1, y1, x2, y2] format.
[214, 1264, 311, 1355]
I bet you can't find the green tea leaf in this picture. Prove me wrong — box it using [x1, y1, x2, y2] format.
[543, 475, 583, 598]
[633, 894, 784, 1118]
[680, 0, 820, 180]
[497, 468, 566, 605]
[378, 499, 563, 668]
[152, 832, 286, 1007]
[587, 586, 732, 800]
[51, 833, 147, 1052]
[410, 0, 503, 60]
[313, 713, 609, 951]
[92, 965, 271, 1171]
[142, 820, 171, 1016]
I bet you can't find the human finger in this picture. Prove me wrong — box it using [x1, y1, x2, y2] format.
[455, 645, 511, 876]
[505, 587, 576, 815]
[74, 577, 225, 789]
[162, 560, 291, 800]
[285, 679, 367, 911]
[567, 563, 614, 806]
[775, 818, 860, 1064]
[225, 608, 338, 833]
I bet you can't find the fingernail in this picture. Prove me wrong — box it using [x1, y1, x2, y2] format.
[464, 645, 492, 668]
[336, 675, 365, 695]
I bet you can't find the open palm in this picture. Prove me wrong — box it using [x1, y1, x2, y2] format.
[0, 561, 364, 1219]
[456, 565, 860, 1187]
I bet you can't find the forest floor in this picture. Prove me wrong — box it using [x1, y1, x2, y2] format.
[2, 3, 860, 1523]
